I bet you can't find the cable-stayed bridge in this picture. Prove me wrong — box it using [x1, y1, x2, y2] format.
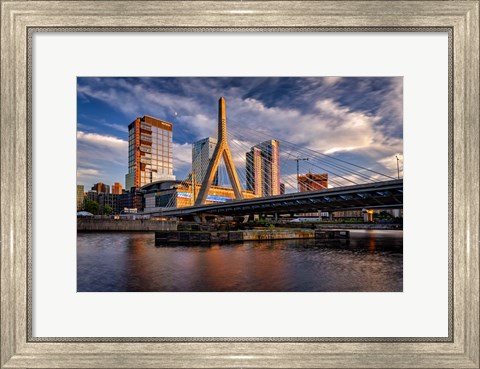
[145, 179, 403, 217]
[144, 97, 403, 220]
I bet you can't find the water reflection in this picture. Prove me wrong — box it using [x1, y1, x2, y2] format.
[77, 230, 403, 292]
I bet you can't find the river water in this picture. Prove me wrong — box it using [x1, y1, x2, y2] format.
[77, 230, 402, 292]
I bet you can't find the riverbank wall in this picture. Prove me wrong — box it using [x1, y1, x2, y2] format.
[280, 223, 402, 230]
[77, 218, 177, 232]
[155, 229, 349, 245]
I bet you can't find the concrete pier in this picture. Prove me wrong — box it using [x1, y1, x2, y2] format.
[155, 229, 349, 245]
[315, 229, 350, 239]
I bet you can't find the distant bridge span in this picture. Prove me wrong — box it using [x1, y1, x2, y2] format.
[143, 179, 403, 218]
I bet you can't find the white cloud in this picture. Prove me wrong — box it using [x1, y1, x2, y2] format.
[77, 131, 127, 149]
[322, 77, 343, 86]
[76, 130, 128, 188]
[172, 142, 192, 164]
[77, 168, 100, 177]
[77, 131, 127, 166]
[177, 114, 214, 139]
[172, 142, 192, 179]
[103, 122, 128, 132]
[226, 97, 380, 157]
[77, 168, 104, 189]
[77, 168, 101, 178]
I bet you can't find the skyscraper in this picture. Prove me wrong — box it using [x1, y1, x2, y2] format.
[246, 147, 263, 197]
[246, 139, 280, 197]
[125, 115, 175, 190]
[192, 137, 218, 186]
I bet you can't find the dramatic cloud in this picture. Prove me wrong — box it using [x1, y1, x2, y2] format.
[76, 130, 128, 188]
[77, 77, 403, 189]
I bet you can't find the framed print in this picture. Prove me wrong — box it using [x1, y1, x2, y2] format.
[1, 1, 478, 368]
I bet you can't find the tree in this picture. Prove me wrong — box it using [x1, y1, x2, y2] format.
[379, 211, 393, 219]
[84, 200, 99, 215]
[102, 205, 113, 215]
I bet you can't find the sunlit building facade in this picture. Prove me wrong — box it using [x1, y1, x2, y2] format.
[246, 139, 280, 197]
[91, 182, 110, 194]
[142, 180, 255, 211]
[298, 172, 328, 192]
[76, 185, 85, 211]
[112, 182, 122, 195]
[125, 115, 175, 190]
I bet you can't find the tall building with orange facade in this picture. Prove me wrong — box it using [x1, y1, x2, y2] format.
[298, 172, 328, 192]
[112, 182, 122, 194]
[125, 115, 175, 190]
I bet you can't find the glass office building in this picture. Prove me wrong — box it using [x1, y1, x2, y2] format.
[125, 115, 175, 190]
[246, 139, 280, 197]
[192, 137, 218, 186]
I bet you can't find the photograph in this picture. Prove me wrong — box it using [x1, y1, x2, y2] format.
[2, 1, 479, 367]
[77, 77, 404, 292]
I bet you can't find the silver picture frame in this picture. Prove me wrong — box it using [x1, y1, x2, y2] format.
[1, 1, 478, 368]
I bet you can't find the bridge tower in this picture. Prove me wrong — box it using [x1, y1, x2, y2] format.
[194, 97, 243, 205]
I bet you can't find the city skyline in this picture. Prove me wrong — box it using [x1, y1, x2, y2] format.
[77, 77, 403, 190]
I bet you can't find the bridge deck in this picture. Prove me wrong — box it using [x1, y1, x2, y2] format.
[143, 179, 403, 217]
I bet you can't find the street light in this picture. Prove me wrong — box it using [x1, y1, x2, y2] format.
[295, 157, 309, 191]
[395, 155, 400, 179]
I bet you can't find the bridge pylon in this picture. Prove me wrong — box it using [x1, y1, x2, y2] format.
[194, 97, 243, 205]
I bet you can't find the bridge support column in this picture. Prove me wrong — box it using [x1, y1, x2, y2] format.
[195, 97, 243, 206]
[193, 214, 207, 223]
[362, 208, 374, 222]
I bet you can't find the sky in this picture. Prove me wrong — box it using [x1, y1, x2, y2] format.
[77, 77, 403, 192]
